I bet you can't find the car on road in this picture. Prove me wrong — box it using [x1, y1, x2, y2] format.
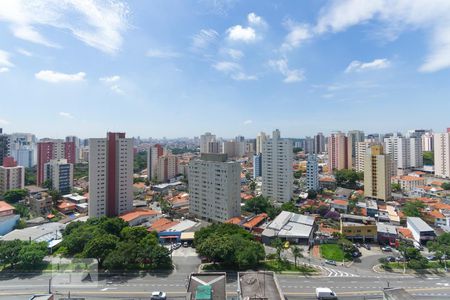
[316, 287, 338, 299]
[396, 256, 406, 262]
[325, 260, 337, 266]
[386, 256, 396, 262]
[363, 244, 371, 250]
[171, 243, 181, 250]
[151, 291, 166, 300]
[381, 246, 392, 252]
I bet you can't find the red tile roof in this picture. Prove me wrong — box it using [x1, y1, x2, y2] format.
[243, 213, 268, 229]
[0, 201, 14, 213]
[119, 209, 160, 222]
[333, 199, 348, 206]
[397, 228, 413, 239]
[148, 218, 179, 233]
[225, 216, 244, 225]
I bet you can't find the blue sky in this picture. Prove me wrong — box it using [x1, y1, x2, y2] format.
[0, 0, 450, 139]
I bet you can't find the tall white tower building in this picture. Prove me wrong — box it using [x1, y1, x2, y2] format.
[256, 132, 268, 155]
[200, 132, 216, 154]
[88, 132, 133, 218]
[262, 129, 293, 203]
[188, 153, 241, 223]
[434, 132, 450, 178]
[306, 154, 319, 191]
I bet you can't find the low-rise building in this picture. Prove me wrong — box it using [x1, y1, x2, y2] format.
[187, 273, 226, 300]
[28, 192, 53, 216]
[331, 199, 348, 212]
[0, 157, 25, 195]
[406, 217, 436, 244]
[261, 211, 315, 244]
[377, 223, 399, 245]
[238, 272, 284, 300]
[340, 214, 377, 242]
[0, 201, 20, 236]
[319, 177, 337, 190]
[119, 209, 161, 226]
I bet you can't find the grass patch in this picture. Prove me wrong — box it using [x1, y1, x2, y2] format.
[320, 244, 351, 262]
[387, 260, 450, 270]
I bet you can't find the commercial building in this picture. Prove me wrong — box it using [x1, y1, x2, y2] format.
[306, 154, 319, 191]
[238, 272, 284, 300]
[328, 132, 350, 172]
[188, 153, 241, 223]
[156, 154, 178, 183]
[262, 129, 293, 203]
[253, 153, 262, 178]
[262, 211, 315, 244]
[434, 132, 450, 178]
[88, 132, 133, 218]
[43, 159, 73, 194]
[147, 144, 165, 182]
[340, 214, 377, 242]
[119, 208, 161, 226]
[407, 217, 436, 244]
[0, 157, 25, 194]
[364, 144, 392, 201]
[37, 139, 76, 185]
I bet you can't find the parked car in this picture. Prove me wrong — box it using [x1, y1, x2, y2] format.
[381, 246, 392, 252]
[316, 287, 338, 299]
[325, 260, 337, 266]
[426, 255, 437, 261]
[171, 243, 181, 250]
[386, 256, 396, 262]
[396, 256, 406, 262]
[363, 244, 371, 250]
[151, 291, 166, 300]
[182, 242, 189, 247]
[352, 251, 362, 258]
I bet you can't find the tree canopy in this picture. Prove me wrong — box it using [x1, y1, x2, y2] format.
[334, 169, 363, 189]
[442, 182, 450, 190]
[194, 223, 264, 269]
[2, 189, 28, 203]
[0, 240, 47, 269]
[61, 217, 172, 271]
[242, 195, 281, 219]
[403, 200, 425, 217]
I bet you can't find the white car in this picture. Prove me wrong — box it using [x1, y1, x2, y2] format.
[151, 291, 166, 300]
[316, 287, 337, 299]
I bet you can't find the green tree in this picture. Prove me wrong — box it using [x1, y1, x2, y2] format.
[3, 189, 28, 203]
[25, 167, 37, 185]
[0, 240, 23, 267]
[442, 182, 450, 190]
[73, 163, 89, 179]
[18, 242, 47, 268]
[42, 179, 53, 190]
[427, 232, 450, 261]
[307, 189, 317, 199]
[423, 151, 434, 165]
[294, 170, 303, 179]
[83, 234, 119, 266]
[334, 169, 363, 188]
[14, 203, 30, 218]
[134, 151, 147, 173]
[403, 200, 425, 217]
[48, 189, 61, 205]
[391, 183, 402, 192]
[280, 201, 297, 213]
[249, 181, 256, 192]
[293, 147, 303, 153]
[291, 246, 303, 267]
[271, 238, 284, 262]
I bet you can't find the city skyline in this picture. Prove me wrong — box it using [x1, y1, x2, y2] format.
[1, 1, 450, 138]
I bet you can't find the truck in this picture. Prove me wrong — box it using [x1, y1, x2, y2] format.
[316, 287, 338, 299]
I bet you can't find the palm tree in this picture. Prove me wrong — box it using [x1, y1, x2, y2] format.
[291, 246, 303, 267]
[271, 238, 284, 262]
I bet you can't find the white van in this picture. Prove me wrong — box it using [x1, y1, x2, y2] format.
[316, 287, 338, 299]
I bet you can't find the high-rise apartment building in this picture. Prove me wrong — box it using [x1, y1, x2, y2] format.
[306, 154, 319, 191]
[422, 132, 434, 152]
[156, 155, 178, 183]
[253, 153, 262, 178]
[303, 137, 315, 154]
[200, 132, 216, 153]
[188, 153, 241, 223]
[0, 129, 10, 167]
[44, 159, 73, 194]
[328, 132, 350, 172]
[256, 132, 268, 154]
[66, 136, 81, 163]
[355, 142, 373, 172]
[348, 130, 365, 169]
[434, 132, 450, 178]
[37, 139, 76, 185]
[262, 129, 293, 203]
[0, 157, 24, 195]
[314, 132, 325, 154]
[147, 144, 165, 181]
[364, 145, 391, 201]
[88, 132, 133, 218]
[384, 135, 423, 175]
[9, 133, 36, 168]
[207, 141, 221, 154]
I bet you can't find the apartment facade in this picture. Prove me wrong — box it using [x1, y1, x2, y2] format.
[253, 153, 262, 178]
[43, 159, 73, 194]
[188, 153, 241, 223]
[88, 132, 133, 218]
[348, 130, 365, 169]
[314, 132, 325, 154]
[355, 141, 372, 172]
[306, 154, 319, 191]
[328, 132, 350, 172]
[0, 129, 10, 167]
[0, 157, 24, 194]
[434, 132, 450, 178]
[37, 139, 76, 185]
[364, 144, 392, 201]
[384, 135, 423, 175]
[262, 129, 293, 203]
[156, 154, 178, 183]
[200, 132, 216, 153]
[147, 144, 164, 181]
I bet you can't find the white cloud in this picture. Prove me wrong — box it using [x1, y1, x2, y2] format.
[269, 58, 305, 83]
[345, 58, 391, 73]
[282, 21, 311, 51]
[0, 50, 14, 67]
[313, 0, 450, 72]
[0, 67, 9, 73]
[192, 29, 219, 49]
[59, 112, 74, 119]
[213, 61, 257, 81]
[110, 85, 124, 95]
[0, 0, 129, 54]
[17, 48, 32, 57]
[247, 12, 267, 28]
[227, 25, 256, 42]
[243, 119, 253, 125]
[146, 49, 181, 58]
[35, 70, 86, 83]
[0, 118, 10, 125]
[227, 48, 244, 60]
[99, 75, 120, 83]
